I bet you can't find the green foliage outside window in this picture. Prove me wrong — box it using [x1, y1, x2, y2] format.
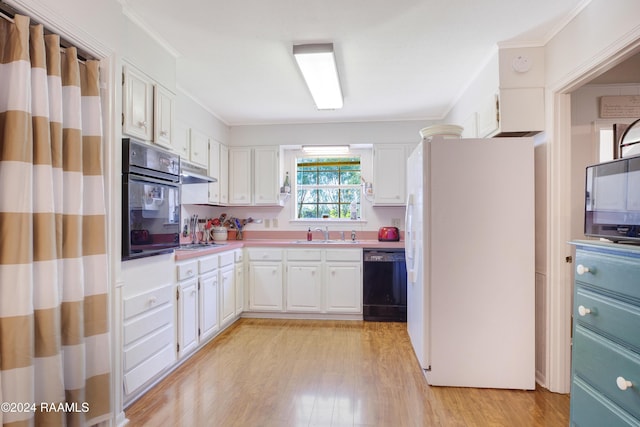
[296, 157, 361, 219]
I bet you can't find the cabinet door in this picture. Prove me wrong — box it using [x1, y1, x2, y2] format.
[208, 139, 221, 204]
[286, 263, 322, 312]
[123, 65, 153, 141]
[220, 266, 235, 326]
[153, 85, 174, 149]
[172, 121, 190, 158]
[235, 263, 244, 314]
[229, 147, 252, 205]
[189, 129, 209, 167]
[325, 262, 362, 313]
[254, 147, 280, 205]
[249, 262, 283, 311]
[373, 144, 408, 206]
[199, 272, 219, 341]
[219, 144, 229, 205]
[177, 279, 199, 357]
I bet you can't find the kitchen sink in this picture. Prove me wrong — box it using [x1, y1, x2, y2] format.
[291, 240, 360, 244]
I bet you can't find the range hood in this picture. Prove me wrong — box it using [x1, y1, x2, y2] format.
[180, 159, 217, 184]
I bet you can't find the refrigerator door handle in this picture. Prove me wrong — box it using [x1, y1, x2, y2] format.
[405, 193, 416, 283]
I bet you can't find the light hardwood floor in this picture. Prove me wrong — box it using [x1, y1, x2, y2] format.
[125, 319, 569, 426]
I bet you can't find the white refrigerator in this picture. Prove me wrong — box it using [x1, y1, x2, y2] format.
[405, 136, 535, 390]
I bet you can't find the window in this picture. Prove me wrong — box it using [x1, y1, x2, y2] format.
[295, 156, 361, 219]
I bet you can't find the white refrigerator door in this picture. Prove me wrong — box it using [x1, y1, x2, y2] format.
[406, 141, 429, 370]
[425, 137, 535, 390]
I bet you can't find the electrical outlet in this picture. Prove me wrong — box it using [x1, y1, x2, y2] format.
[264, 219, 270, 228]
[272, 218, 278, 228]
[391, 218, 401, 227]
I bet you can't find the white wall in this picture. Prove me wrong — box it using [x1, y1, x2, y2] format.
[176, 90, 230, 144]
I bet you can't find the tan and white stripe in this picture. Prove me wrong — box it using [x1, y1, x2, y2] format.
[0, 13, 110, 426]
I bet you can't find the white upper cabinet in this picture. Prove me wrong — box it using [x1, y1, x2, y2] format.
[228, 146, 280, 206]
[188, 129, 209, 168]
[254, 147, 280, 205]
[153, 85, 175, 149]
[208, 139, 221, 204]
[373, 144, 410, 206]
[219, 144, 229, 205]
[172, 121, 190, 159]
[123, 65, 153, 141]
[228, 147, 252, 205]
[123, 64, 175, 148]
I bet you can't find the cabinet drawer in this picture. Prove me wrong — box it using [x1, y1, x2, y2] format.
[199, 255, 218, 274]
[176, 260, 198, 281]
[219, 251, 235, 267]
[248, 248, 282, 261]
[571, 377, 639, 427]
[326, 249, 361, 262]
[576, 286, 640, 351]
[575, 249, 640, 300]
[123, 344, 175, 395]
[123, 304, 173, 346]
[573, 325, 640, 420]
[123, 284, 173, 320]
[287, 249, 322, 261]
[124, 324, 173, 371]
[234, 249, 244, 263]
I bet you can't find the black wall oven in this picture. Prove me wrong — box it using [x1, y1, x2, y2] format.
[122, 138, 181, 260]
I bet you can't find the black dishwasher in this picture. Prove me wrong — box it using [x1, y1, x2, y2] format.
[363, 249, 407, 322]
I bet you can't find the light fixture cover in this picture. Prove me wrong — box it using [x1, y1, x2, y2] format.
[302, 145, 350, 155]
[293, 43, 343, 110]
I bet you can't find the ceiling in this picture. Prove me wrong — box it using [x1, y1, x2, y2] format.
[120, 0, 587, 126]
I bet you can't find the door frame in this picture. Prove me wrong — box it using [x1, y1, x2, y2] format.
[546, 35, 640, 394]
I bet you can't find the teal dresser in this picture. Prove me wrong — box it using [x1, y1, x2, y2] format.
[571, 241, 640, 426]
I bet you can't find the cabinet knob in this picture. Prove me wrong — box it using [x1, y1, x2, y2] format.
[577, 305, 591, 316]
[617, 376, 633, 391]
[137, 120, 147, 128]
[160, 130, 168, 136]
[187, 269, 194, 276]
[148, 296, 157, 306]
[576, 264, 591, 275]
[191, 289, 197, 296]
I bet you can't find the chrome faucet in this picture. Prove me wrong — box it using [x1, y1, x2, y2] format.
[314, 226, 330, 241]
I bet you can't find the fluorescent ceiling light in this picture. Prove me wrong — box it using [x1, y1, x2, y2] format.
[293, 43, 343, 110]
[302, 145, 350, 155]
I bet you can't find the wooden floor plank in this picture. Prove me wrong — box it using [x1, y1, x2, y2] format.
[125, 319, 569, 426]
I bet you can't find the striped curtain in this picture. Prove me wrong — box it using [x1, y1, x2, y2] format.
[0, 14, 110, 426]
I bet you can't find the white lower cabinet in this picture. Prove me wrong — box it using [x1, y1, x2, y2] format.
[286, 249, 322, 312]
[235, 249, 245, 315]
[177, 277, 199, 357]
[246, 248, 362, 316]
[248, 248, 284, 311]
[220, 251, 236, 326]
[176, 255, 220, 358]
[121, 254, 176, 405]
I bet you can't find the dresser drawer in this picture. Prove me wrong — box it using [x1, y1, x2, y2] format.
[123, 284, 173, 321]
[575, 249, 640, 300]
[176, 260, 198, 281]
[123, 324, 173, 371]
[571, 377, 639, 427]
[326, 249, 361, 262]
[573, 325, 640, 420]
[576, 286, 640, 351]
[123, 344, 175, 395]
[287, 249, 322, 261]
[199, 255, 218, 274]
[248, 248, 282, 261]
[219, 250, 235, 267]
[123, 304, 173, 346]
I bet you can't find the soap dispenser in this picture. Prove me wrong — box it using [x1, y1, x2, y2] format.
[307, 227, 312, 241]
